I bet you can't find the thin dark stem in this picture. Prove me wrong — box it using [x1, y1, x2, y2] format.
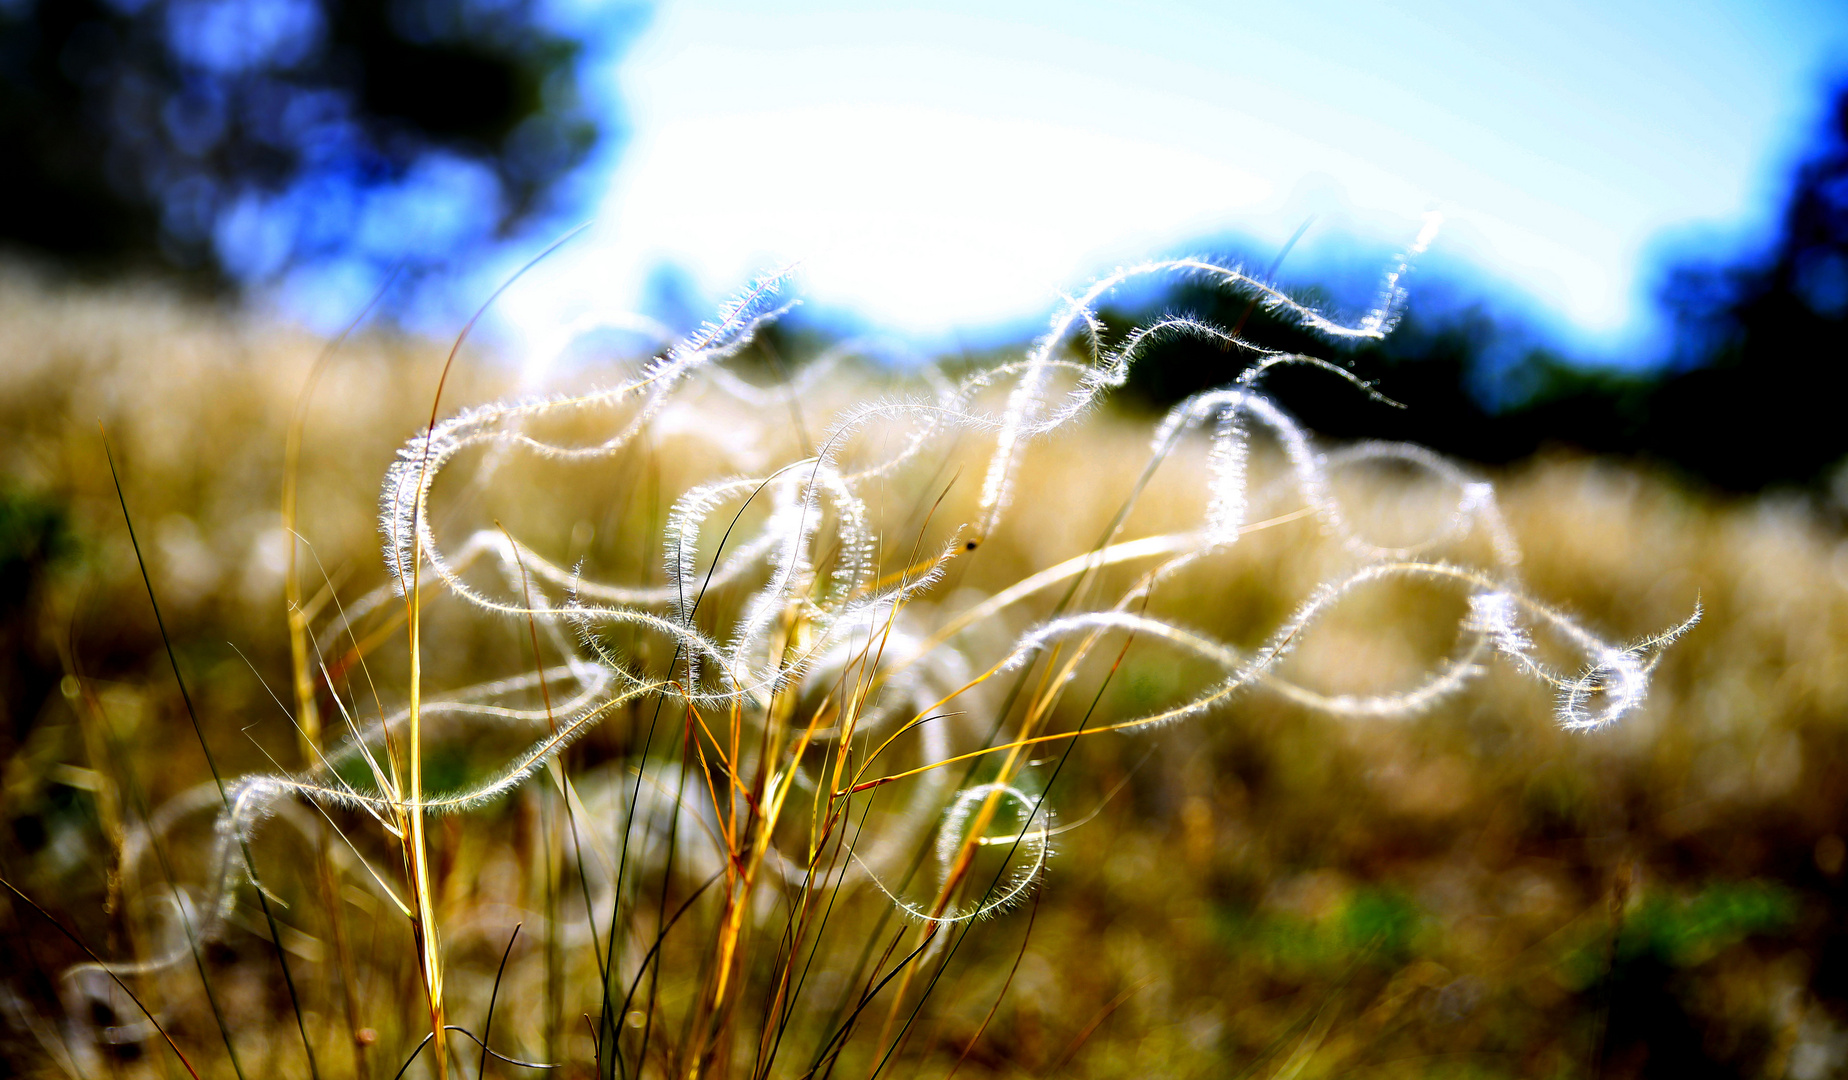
[448, 1025, 558, 1070]
[944, 891, 1040, 1080]
[869, 600, 1142, 1079]
[393, 1032, 435, 1080]
[0, 877, 201, 1080]
[479, 923, 522, 1080]
[802, 931, 936, 1080]
[65, 631, 252, 1080]
[102, 426, 321, 1080]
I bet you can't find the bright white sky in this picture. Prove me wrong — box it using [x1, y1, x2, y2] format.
[497, 0, 1848, 370]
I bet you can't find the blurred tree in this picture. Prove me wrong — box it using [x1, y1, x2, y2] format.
[1105, 280, 1650, 471]
[1643, 79, 1848, 490]
[1117, 78, 1848, 493]
[0, 0, 638, 294]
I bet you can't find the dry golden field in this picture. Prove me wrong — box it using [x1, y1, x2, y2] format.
[1, 268, 1845, 1080]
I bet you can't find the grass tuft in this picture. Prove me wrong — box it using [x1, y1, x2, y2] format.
[1, 241, 1759, 1078]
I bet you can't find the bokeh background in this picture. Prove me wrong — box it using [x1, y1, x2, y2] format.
[5, 2, 1848, 1077]
[7, 0, 1848, 486]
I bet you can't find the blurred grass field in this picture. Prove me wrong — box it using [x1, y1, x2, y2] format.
[2, 269, 1847, 1080]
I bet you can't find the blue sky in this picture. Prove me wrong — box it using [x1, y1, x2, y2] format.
[485, 0, 1848, 374]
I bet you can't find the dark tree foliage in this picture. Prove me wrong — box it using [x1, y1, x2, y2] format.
[1105, 284, 1655, 473]
[1644, 79, 1848, 490]
[1119, 79, 1848, 493]
[0, 0, 630, 289]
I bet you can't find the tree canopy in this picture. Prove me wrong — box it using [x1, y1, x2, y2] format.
[0, 0, 637, 292]
[1114, 79, 1848, 493]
